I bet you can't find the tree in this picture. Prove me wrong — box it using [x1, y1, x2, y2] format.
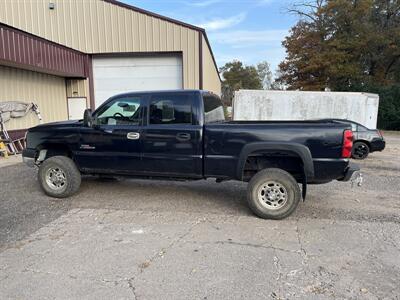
[220, 60, 263, 104]
[277, 0, 400, 90]
[277, 0, 400, 129]
[271, 70, 286, 90]
[257, 61, 274, 90]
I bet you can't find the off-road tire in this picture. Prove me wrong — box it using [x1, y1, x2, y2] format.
[351, 141, 370, 160]
[247, 168, 301, 220]
[38, 156, 81, 198]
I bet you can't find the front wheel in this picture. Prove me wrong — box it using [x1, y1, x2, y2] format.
[247, 168, 301, 220]
[38, 156, 81, 198]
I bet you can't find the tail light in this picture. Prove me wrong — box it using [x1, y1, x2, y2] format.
[378, 130, 384, 138]
[342, 129, 353, 158]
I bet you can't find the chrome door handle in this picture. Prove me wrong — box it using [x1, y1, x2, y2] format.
[127, 132, 140, 140]
[176, 133, 191, 141]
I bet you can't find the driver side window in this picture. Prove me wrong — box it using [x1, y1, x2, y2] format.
[95, 96, 143, 126]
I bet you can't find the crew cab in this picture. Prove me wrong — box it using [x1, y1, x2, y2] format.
[23, 90, 361, 219]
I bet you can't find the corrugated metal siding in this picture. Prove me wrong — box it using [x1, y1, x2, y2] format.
[0, 65, 67, 130]
[202, 36, 221, 96]
[66, 79, 89, 98]
[0, 23, 88, 78]
[0, 0, 201, 89]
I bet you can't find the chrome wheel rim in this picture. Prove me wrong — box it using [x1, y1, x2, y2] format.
[45, 167, 67, 191]
[257, 181, 288, 210]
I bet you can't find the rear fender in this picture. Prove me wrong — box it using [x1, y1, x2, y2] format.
[237, 142, 313, 200]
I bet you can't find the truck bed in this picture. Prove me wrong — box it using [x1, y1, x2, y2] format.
[204, 120, 351, 182]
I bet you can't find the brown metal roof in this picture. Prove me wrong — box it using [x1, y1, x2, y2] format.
[0, 23, 89, 78]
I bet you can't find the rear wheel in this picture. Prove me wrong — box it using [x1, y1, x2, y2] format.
[38, 156, 81, 198]
[352, 141, 370, 160]
[247, 168, 301, 220]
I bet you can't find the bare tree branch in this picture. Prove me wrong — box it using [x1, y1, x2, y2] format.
[287, 9, 317, 22]
[286, 0, 326, 22]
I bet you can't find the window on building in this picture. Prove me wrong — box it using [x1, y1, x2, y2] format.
[95, 96, 143, 126]
[149, 94, 192, 125]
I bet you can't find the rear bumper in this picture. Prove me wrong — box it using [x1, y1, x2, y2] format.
[338, 162, 361, 182]
[370, 139, 386, 152]
[311, 158, 349, 183]
[309, 159, 361, 184]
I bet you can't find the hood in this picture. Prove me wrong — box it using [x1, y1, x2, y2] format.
[29, 119, 82, 131]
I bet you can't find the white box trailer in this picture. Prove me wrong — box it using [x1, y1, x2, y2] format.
[233, 90, 380, 129]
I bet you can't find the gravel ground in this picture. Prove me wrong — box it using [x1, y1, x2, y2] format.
[0, 133, 399, 299]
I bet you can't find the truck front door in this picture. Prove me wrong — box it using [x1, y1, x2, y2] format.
[141, 92, 203, 178]
[76, 95, 146, 174]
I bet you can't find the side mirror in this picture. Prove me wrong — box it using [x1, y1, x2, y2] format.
[83, 109, 93, 127]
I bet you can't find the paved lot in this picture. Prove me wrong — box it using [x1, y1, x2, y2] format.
[0, 133, 399, 299]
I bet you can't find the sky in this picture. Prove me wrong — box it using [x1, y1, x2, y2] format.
[123, 0, 299, 75]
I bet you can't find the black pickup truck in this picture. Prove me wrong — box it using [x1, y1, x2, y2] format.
[23, 90, 361, 219]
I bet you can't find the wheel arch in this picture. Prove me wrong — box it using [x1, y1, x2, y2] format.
[36, 143, 73, 160]
[236, 142, 314, 181]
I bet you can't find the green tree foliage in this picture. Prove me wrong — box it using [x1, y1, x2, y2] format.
[220, 60, 263, 104]
[277, 0, 400, 129]
[376, 85, 400, 130]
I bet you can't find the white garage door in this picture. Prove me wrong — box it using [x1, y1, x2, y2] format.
[93, 55, 183, 107]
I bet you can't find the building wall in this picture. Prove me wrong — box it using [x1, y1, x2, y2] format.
[0, 65, 67, 130]
[0, 0, 204, 90]
[202, 35, 221, 96]
[66, 78, 90, 110]
[66, 79, 90, 99]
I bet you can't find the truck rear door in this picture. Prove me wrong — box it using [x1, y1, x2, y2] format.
[140, 92, 203, 178]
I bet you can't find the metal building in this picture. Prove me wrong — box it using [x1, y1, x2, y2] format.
[0, 0, 221, 134]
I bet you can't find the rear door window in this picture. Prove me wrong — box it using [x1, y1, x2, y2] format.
[357, 125, 368, 132]
[149, 94, 193, 125]
[203, 95, 225, 123]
